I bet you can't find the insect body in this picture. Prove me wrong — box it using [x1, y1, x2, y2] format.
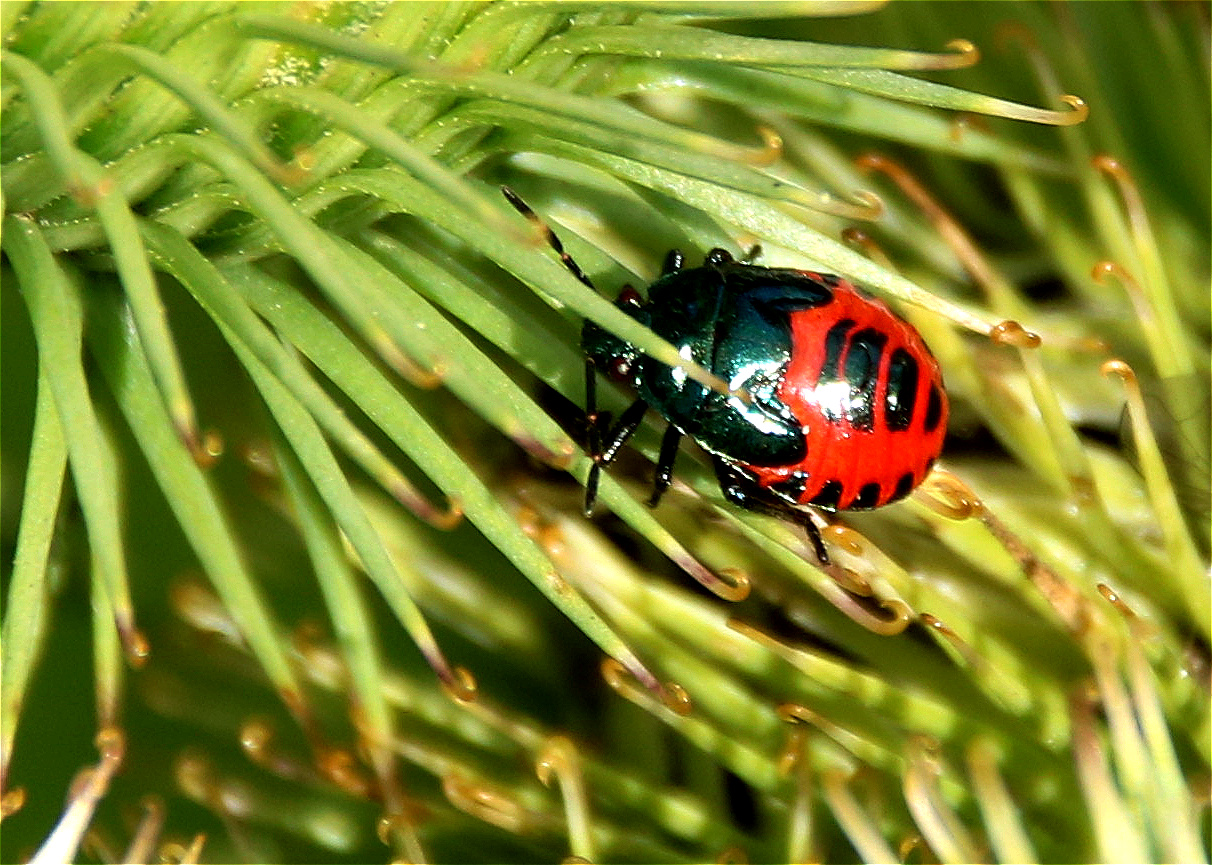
[503, 188, 947, 562]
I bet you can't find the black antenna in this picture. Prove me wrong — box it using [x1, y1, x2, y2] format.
[502, 186, 634, 516]
[501, 186, 596, 291]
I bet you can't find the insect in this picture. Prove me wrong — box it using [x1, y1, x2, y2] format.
[503, 187, 948, 564]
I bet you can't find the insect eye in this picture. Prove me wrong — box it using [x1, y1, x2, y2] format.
[618, 286, 644, 308]
[608, 357, 633, 381]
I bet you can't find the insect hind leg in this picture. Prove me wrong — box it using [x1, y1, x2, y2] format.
[501, 186, 596, 290]
[712, 458, 831, 565]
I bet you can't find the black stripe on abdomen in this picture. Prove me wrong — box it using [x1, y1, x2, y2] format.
[842, 328, 887, 432]
[884, 347, 918, 432]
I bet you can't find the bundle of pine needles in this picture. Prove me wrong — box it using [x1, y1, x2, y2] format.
[2, 3, 1207, 862]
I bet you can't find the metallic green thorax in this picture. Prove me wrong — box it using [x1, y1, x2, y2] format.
[582, 262, 834, 467]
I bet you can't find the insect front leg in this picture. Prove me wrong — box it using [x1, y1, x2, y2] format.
[583, 358, 649, 516]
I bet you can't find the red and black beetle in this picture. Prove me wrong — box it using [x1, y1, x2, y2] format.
[504, 188, 948, 563]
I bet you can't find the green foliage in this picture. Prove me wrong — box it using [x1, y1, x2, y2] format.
[1, 2, 1208, 862]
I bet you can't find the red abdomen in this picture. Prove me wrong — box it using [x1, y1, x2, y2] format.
[745, 280, 947, 511]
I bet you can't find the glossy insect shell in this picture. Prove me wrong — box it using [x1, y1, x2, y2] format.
[582, 259, 948, 512]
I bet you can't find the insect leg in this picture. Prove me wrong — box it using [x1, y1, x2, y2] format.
[801, 514, 830, 566]
[585, 400, 648, 515]
[712, 458, 831, 565]
[583, 358, 648, 516]
[584, 358, 605, 515]
[599, 400, 649, 467]
[648, 424, 683, 507]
